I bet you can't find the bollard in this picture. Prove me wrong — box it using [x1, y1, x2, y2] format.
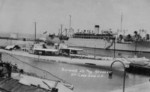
[51, 88, 58, 92]
[108, 71, 113, 79]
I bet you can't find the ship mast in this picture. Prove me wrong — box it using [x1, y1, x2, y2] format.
[68, 15, 72, 37]
[69, 15, 71, 31]
[34, 22, 37, 43]
[60, 24, 63, 36]
[120, 13, 123, 35]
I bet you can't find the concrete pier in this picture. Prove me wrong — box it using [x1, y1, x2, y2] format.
[0, 49, 132, 69]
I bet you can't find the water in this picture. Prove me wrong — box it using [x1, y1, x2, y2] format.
[2, 54, 150, 92]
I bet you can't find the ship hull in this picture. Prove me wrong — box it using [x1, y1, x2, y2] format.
[65, 38, 150, 53]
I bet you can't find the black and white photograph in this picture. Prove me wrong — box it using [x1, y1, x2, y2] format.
[0, 0, 150, 92]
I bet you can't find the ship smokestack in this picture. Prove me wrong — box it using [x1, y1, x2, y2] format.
[95, 25, 100, 34]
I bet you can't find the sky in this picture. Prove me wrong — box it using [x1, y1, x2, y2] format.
[0, 0, 150, 35]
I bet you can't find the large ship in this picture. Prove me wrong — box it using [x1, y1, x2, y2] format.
[65, 25, 150, 53]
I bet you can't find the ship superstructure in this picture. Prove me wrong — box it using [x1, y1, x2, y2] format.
[65, 25, 150, 53]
